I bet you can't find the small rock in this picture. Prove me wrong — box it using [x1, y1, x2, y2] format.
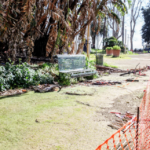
[35, 119, 39, 123]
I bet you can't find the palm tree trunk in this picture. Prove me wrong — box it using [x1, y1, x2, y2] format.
[103, 17, 106, 49]
[92, 35, 95, 49]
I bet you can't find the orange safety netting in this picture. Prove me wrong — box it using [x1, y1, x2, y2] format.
[96, 118, 137, 150]
[96, 79, 150, 150]
[139, 80, 150, 149]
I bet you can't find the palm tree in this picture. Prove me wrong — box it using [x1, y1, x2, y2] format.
[0, 0, 129, 63]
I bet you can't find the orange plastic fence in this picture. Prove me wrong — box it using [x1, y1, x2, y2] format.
[96, 79, 150, 150]
[96, 117, 137, 150]
[139, 79, 150, 149]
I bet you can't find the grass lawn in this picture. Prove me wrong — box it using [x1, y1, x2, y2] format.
[88, 51, 138, 69]
[0, 87, 105, 150]
[0, 91, 77, 149]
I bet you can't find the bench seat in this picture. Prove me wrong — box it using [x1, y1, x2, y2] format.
[60, 69, 96, 77]
[54, 54, 97, 78]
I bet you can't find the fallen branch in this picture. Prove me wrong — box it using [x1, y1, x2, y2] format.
[126, 79, 139, 82]
[120, 70, 139, 76]
[33, 85, 61, 93]
[66, 92, 94, 96]
[108, 124, 120, 130]
[92, 81, 122, 85]
[96, 65, 126, 73]
[0, 89, 27, 98]
[76, 100, 91, 107]
[120, 66, 148, 76]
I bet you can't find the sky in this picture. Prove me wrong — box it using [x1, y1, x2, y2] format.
[124, 0, 149, 49]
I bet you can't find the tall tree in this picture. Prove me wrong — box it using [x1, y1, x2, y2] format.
[91, 20, 105, 49]
[122, 0, 125, 51]
[107, 10, 121, 39]
[0, 0, 129, 63]
[141, 7, 150, 43]
[130, 0, 142, 50]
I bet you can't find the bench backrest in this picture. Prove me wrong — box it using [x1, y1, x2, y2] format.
[56, 55, 86, 71]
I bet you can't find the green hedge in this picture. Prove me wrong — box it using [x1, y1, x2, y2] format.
[0, 63, 53, 91]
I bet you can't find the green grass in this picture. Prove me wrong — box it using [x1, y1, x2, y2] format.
[91, 49, 105, 54]
[91, 49, 139, 57]
[88, 54, 118, 68]
[0, 86, 100, 150]
[127, 51, 138, 55]
[0, 91, 75, 149]
[90, 52, 130, 60]
[143, 51, 149, 53]
[89, 54, 96, 61]
[104, 53, 131, 59]
[103, 62, 118, 68]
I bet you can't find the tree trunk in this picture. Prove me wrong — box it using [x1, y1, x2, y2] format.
[103, 17, 106, 49]
[130, 35, 133, 51]
[122, 3, 125, 51]
[113, 7, 115, 37]
[92, 35, 95, 49]
[122, 16, 125, 45]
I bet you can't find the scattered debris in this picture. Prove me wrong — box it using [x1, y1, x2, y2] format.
[108, 112, 135, 130]
[78, 80, 122, 86]
[135, 63, 140, 70]
[139, 72, 146, 76]
[0, 89, 27, 97]
[126, 78, 139, 82]
[32, 84, 61, 93]
[120, 66, 148, 76]
[92, 81, 122, 86]
[96, 65, 126, 74]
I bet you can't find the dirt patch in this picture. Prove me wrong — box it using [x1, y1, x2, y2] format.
[94, 89, 143, 123]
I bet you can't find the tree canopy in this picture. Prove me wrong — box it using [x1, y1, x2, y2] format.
[142, 6, 150, 43]
[0, 0, 129, 63]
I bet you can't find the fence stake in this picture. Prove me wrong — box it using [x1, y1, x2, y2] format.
[136, 107, 139, 150]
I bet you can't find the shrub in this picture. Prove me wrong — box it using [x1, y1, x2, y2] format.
[104, 37, 118, 49]
[113, 45, 121, 50]
[106, 47, 113, 50]
[35, 70, 53, 84]
[86, 57, 96, 70]
[58, 73, 71, 86]
[0, 63, 54, 91]
[104, 37, 126, 52]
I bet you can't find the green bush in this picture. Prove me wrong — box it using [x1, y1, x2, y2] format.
[109, 39, 118, 46]
[35, 70, 54, 84]
[86, 57, 96, 70]
[58, 73, 71, 86]
[104, 37, 118, 49]
[0, 63, 53, 91]
[106, 47, 113, 50]
[113, 45, 121, 50]
[104, 37, 126, 52]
